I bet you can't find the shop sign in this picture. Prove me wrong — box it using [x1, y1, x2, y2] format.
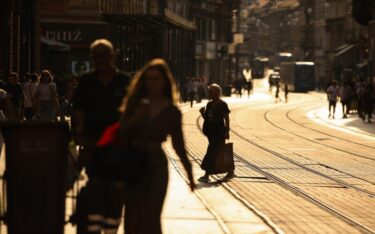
[41, 23, 109, 47]
[45, 29, 83, 43]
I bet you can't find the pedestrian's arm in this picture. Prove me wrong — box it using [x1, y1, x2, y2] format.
[171, 110, 195, 191]
[72, 109, 85, 144]
[224, 114, 230, 139]
[3, 98, 17, 121]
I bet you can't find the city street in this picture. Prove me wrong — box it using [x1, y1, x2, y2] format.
[2, 0, 375, 233]
[0, 78, 374, 234]
[166, 78, 375, 234]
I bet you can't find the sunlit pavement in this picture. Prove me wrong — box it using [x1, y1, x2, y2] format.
[307, 99, 375, 138]
[172, 79, 375, 234]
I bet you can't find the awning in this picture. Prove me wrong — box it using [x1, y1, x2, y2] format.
[334, 44, 354, 57]
[164, 9, 196, 30]
[40, 36, 70, 51]
[357, 60, 368, 68]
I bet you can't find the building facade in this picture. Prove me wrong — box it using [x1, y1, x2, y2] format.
[100, 0, 195, 86]
[0, 0, 37, 79]
[39, 0, 114, 81]
[192, 0, 238, 84]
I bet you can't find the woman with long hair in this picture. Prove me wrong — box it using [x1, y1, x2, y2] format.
[119, 58, 195, 234]
[34, 70, 59, 121]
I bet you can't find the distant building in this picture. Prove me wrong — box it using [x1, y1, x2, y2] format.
[0, 0, 37, 78]
[99, 0, 196, 84]
[39, 0, 112, 80]
[191, 0, 239, 84]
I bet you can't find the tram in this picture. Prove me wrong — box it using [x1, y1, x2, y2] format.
[280, 61, 315, 92]
[251, 57, 269, 79]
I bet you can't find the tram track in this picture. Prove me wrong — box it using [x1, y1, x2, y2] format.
[193, 98, 375, 234]
[230, 124, 375, 196]
[194, 112, 375, 234]
[229, 150, 375, 234]
[227, 94, 375, 184]
[258, 100, 375, 185]
[268, 104, 375, 160]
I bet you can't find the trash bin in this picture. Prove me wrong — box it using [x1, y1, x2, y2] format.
[222, 85, 232, 97]
[1, 122, 70, 234]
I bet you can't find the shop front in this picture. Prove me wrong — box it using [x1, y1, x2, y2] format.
[40, 22, 111, 79]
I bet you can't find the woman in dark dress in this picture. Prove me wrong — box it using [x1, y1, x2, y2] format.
[119, 58, 195, 234]
[198, 83, 233, 182]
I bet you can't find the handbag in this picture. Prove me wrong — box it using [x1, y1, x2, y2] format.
[212, 142, 235, 174]
[90, 123, 148, 184]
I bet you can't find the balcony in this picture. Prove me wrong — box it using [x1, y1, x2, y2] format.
[99, 0, 195, 30]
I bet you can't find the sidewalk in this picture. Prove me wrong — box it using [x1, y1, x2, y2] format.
[159, 100, 278, 234]
[161, 141, 277, 234]
[307, 93, 375, 138]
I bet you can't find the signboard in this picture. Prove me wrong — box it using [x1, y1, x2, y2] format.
[72, 61, 90, 76]
[40, 23, 110, 47]
[233, 33, 244, 44]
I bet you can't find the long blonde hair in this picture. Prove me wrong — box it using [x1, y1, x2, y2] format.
[119, 58, 178, 116]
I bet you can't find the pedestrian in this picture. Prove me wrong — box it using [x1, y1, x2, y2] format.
[275, 79, 280, 103]
[59, 76, 78, 121]
[234, 79, 243, 97]
[0, 88, 17, 121]
[0, 88, 17, 156]
[284, 84, 289, 103]
[72, 39, 132, 234]
[4, 72, 25, 120]
[339, 81, 352, 118]
[198, 83, 233, 183]
[326, 80, 340, 118]
[118, 58, 195, 234]
[197, 77, 206, 102]
[360, 83, 374, 123]
[33, 70, 59, 121]
[23, 73, 39, 120]
[186, 77, 196, 107]
[0, 68, 5, 89]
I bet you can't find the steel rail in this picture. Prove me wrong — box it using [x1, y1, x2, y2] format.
[197, 113, 375, 234]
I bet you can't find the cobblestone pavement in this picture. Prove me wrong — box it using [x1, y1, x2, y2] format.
[177, 88, 375, 234]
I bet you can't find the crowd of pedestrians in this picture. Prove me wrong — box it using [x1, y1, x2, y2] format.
[184, 77, 207, 107]
[326, 79, 375, 122]
[0, 69, 78, 122]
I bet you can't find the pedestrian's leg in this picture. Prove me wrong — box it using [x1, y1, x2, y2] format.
[103, 182, 124, 234]
[332, 102, 336, 118]
[328, 102, 332, 117]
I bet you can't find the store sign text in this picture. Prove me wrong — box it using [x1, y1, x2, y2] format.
[45, 29, 82, 42]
